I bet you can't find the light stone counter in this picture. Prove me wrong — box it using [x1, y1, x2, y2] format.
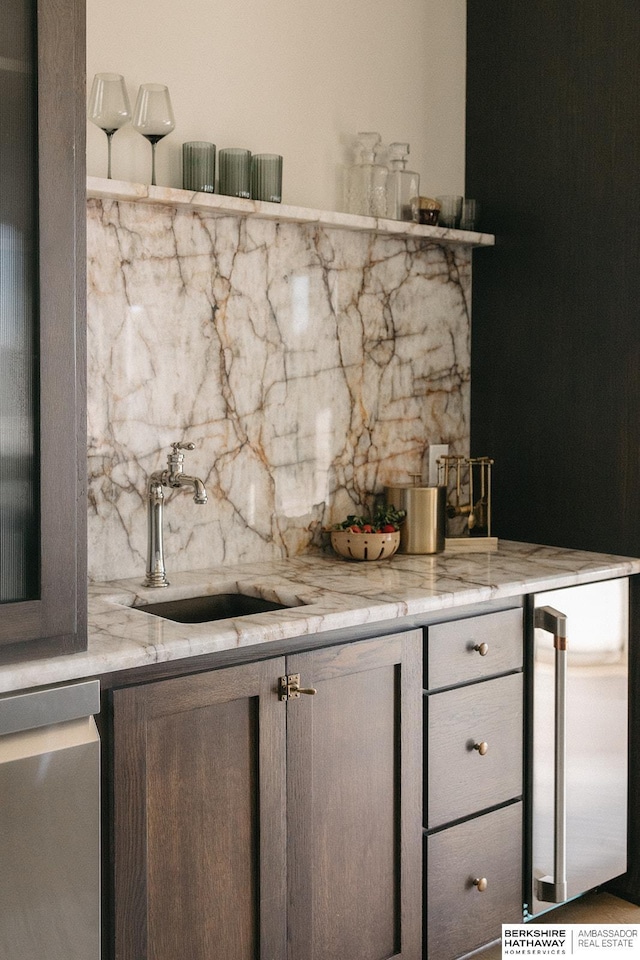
[1, 540, 639, 694]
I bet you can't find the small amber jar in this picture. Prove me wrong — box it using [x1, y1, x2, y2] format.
[411, 196, 441, 225]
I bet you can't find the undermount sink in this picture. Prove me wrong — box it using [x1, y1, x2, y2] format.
[135, 592, 297, 624]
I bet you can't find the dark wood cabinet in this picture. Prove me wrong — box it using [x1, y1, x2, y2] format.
[0, 0, 86, 661]
[426, 803, 523, 960]
[108, 590, 628, 959]
[112, 657, 287, 960]
[286, 634, 422, 960]
[110, 630, 423, 960]
[426, 672, 523, 828]
[423, 606, 524, 960]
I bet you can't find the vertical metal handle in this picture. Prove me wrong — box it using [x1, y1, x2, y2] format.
[534, 605, 568, 903]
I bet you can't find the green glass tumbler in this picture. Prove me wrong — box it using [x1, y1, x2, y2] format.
[251, 153, 283, 203]
[182, 141, 216, 193]
[218, 147, 252, 199]
[435, 195, 463, 228]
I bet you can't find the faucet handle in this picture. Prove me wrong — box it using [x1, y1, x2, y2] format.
[167, 441, 196, 472]
[168, 441, 195, 465]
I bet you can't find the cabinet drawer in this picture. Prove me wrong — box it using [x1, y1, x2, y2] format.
[426, 672, 522, 828]
[426, 802, 523, 960]
[427, 607, 522, 690]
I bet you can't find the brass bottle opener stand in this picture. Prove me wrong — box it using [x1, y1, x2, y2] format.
[437, 455, 498, 551]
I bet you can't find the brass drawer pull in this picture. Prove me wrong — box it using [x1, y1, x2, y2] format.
[473, 642, 489, 656]
[473, 877, 488, 892]
[473, 741, 489, 756]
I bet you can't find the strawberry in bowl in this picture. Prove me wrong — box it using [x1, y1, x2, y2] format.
[330, 506, 406, 561]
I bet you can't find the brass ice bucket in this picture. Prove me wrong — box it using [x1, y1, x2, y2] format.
[384, 483, 446, 554]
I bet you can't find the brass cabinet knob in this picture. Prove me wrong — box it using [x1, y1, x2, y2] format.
[473, 741, 489, 756]
[473, 642, 489, 656]
[473, 877, 488, 892]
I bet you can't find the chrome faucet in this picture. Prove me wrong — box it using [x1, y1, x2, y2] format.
[144, 441, 208, 587]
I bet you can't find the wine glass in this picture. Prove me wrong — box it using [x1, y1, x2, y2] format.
[132, 83, 175, 186]
[87, 73, 131, 179]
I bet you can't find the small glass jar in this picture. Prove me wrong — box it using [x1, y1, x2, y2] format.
[411, 196, 441, 225]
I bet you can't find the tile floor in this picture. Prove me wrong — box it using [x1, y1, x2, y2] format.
[473, 892, 640, 959]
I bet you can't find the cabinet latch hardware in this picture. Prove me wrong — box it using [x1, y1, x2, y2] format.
[279, 674, 317, 701]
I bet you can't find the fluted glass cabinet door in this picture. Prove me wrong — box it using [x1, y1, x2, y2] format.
[0, 0, 38, 604]
[0, 0, 86, 660]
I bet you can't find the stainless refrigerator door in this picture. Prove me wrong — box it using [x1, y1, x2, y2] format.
[0, 681, 100, 960]
[530, 579, 628, 918]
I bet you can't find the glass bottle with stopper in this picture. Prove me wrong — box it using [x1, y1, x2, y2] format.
[345, 131, 388, 218]
[386, 142, 420, 221]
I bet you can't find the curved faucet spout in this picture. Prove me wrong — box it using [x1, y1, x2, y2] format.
[172, 473, 208, 504]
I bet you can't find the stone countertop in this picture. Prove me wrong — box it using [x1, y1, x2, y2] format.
[2, 540, 640, 694]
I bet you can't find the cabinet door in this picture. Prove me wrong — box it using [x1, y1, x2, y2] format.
[426, 802, 523, 960]
[286, 630, 423, 960]
[0, 0, 86, 660]
[111, 658, 287, 960]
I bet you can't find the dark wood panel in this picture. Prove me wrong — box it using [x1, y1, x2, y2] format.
[111, 658, 287, 960]
[467, 0, 640, 557]
[426, 673, 523, 828]
[427, 607, 522, 689]
[286, 631, 423, 960]
[426, 802, 523, 960]
[466, 0, 640, 901]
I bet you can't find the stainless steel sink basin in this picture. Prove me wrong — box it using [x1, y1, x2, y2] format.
[135, 592, 295, 624]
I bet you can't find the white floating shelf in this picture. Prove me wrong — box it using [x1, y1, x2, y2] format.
[86, 177, 495, 249]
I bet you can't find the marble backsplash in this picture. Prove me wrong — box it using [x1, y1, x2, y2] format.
[87, 197, 471, 582]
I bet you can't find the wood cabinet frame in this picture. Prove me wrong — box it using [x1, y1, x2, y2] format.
[0, 0, 86, 660]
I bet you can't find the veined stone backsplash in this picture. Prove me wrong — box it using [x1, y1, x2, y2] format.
[87, 197, 471, 582]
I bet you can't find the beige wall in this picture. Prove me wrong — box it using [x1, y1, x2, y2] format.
[87, 0, 466, 213]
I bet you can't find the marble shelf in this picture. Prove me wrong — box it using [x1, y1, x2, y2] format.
[86, 176, 495, 248]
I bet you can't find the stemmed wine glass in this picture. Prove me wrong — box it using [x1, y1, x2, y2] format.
[87, 73, 131, 179]
[132, 83, 175, 186]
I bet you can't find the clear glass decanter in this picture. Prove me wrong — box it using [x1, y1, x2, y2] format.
[386, 142, 420, 221]
[345, 132, 388, 217]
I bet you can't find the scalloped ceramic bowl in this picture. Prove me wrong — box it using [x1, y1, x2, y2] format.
[330, 530, 400, 562]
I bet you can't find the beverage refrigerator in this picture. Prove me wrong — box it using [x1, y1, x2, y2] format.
[527, 578, 628, 918]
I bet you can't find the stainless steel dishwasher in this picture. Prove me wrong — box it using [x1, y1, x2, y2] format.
[0, 680, 100, 959]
